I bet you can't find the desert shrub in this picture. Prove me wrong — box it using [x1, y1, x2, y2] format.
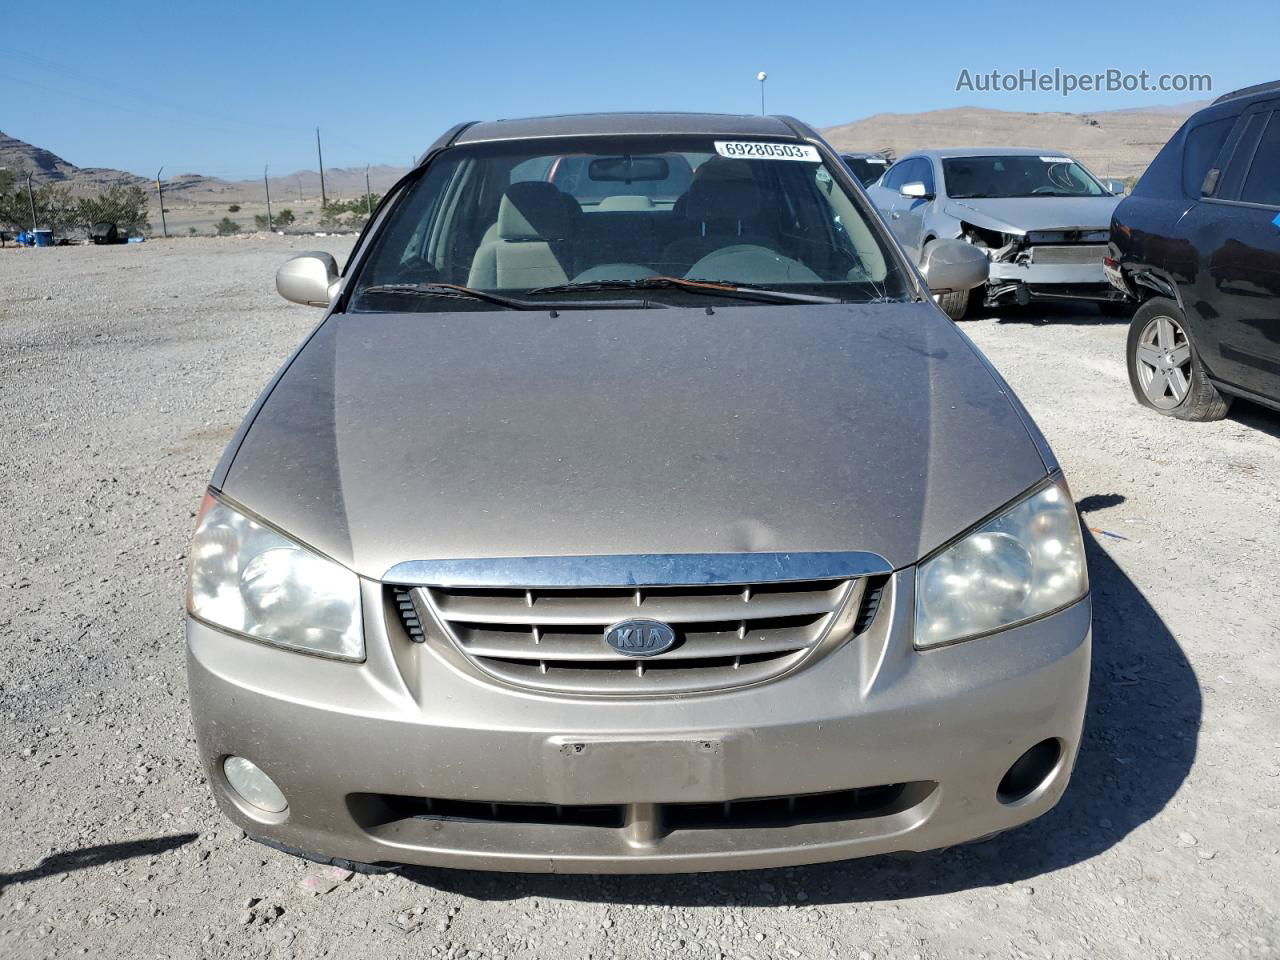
[319, 195, 380, 230]
[0, 183, 79, 233]
[215, 217, 241, 236]
[274, 208, 296, 228]
[77, 185, 151, 233]
[227, 204, 240, 212]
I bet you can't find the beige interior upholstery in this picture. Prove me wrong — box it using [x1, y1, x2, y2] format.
[467, 182, 579, 289]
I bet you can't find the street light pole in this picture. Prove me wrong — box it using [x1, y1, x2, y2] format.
[155, 167, 168, 238]
[264, 165, 273, 233]
[27, 172, 38, 232]
[757, 71, 767, 115]
[365, 164, 373, 219]
[316, 127, 327, 209]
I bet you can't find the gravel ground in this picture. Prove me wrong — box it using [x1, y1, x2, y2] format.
[1, 237, 1277, 960]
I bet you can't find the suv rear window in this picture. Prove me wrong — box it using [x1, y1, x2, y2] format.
[841, 155, 890, 187]
[1239, 112, 1280, 206]
[1181, 116, 1236, 196]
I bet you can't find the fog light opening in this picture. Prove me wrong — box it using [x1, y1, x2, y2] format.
[997, 738, 1062, 805]
[223, 756, 289, 814]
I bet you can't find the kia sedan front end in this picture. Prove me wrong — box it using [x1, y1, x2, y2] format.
[186, 112, 1090, 873]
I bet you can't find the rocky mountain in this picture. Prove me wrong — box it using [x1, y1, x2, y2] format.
[0, 130, 409, 201]
[820, 103, 1205, 179]
[0, 130, 147, 191]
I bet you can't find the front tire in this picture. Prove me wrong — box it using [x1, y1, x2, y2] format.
[936, 289, 969, 320]
[1126, 298, 1230, 420]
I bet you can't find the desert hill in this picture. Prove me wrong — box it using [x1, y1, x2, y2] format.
[819, 103, 1204, 179]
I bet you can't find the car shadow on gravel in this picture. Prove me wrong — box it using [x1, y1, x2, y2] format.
[0, 833, 197, 895]
[1228, 399, 1280, 440]
[401, 515, 1201, 907]
[970, 303, 1130, 326]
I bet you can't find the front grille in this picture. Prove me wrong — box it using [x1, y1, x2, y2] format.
[1029, 243, 1107, 265]
[398, 576, 876, 695]
[1026, 229, 1110, 244]
[353, 782, 929, 834]
[852, 577, 886, 634]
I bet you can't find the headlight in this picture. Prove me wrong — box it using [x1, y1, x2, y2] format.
[915, 477, 1087, 649]
[187, 493, 363, 660]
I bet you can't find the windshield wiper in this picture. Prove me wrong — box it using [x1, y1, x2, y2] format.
[528, 276, 843, 305]
[357, 282, 663, 311]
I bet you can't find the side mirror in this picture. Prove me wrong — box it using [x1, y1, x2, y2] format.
[1104, 178, 1128, 196]
[900, 181, 932, 200]
[276, 252, 340, 307]
[920, 238, 989, 294]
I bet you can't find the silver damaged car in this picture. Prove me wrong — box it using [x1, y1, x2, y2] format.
[866, 147, 1128, 319]
[185, 113, 1090, 874]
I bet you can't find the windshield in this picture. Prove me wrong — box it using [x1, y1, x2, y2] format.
[942, 155, 1108, 199]
[350, 136, 911, 311]
[841, 155, 890, 187]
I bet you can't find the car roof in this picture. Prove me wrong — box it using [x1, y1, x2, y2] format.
[1210, 79, 1280, 105]
[451, 112, 804, 145]
[1183, 80, 1280, 126]
[904, 147, 1081, 161]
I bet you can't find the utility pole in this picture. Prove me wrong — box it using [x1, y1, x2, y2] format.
[155, 167, 168, 238]
[264, 165, 273, 233]
[316, 127, 327, 209]
[296, 175, 303, 203]
[364, 164, 373, 219]
[26, 172, 37, 232]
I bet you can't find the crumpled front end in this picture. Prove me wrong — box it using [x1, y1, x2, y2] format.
[957, 222, 1122, 305]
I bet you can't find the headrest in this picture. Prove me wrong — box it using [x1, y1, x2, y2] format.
[498, 181, 576, 241]
[596, 194, 655, 211]
[684, 159, 762, 222]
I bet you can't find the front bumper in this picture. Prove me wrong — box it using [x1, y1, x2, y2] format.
[187, 573, 1091, 873]
[984, 251, 1123, 303]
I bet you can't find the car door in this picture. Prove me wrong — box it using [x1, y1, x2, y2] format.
[893, 158, 936, 260]
[1176, 102, 1280, 399]
[866, 160, 907, 239]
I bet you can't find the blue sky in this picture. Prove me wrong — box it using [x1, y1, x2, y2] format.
[1, 0, 1275, 180]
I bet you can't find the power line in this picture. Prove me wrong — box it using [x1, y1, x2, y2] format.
[0, 46, 311, 136]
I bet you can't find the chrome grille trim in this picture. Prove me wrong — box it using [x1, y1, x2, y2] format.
[382, 551, 892, 588]
[400, 567, 875, 696]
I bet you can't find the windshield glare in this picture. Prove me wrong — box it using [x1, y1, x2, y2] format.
[351, 136, 911, 310]
[942, 155, 1107, 199]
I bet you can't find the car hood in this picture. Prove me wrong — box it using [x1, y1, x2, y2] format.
[220, 302, 1050, 579]
[945, 195, 1121, 234]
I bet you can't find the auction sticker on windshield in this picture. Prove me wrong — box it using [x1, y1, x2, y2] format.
[715, 141, 820, 161]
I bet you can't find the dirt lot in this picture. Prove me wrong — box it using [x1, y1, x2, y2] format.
[1, 237, 1277, 960]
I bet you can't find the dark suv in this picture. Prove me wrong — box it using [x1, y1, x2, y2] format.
[1108, 81, 1280, 420]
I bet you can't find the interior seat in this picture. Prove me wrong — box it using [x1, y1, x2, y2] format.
[659, 160, 774, 275]
[467, 182, 580, 289]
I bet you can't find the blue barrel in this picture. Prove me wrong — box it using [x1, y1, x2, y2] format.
[33, 229, 53, 247]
